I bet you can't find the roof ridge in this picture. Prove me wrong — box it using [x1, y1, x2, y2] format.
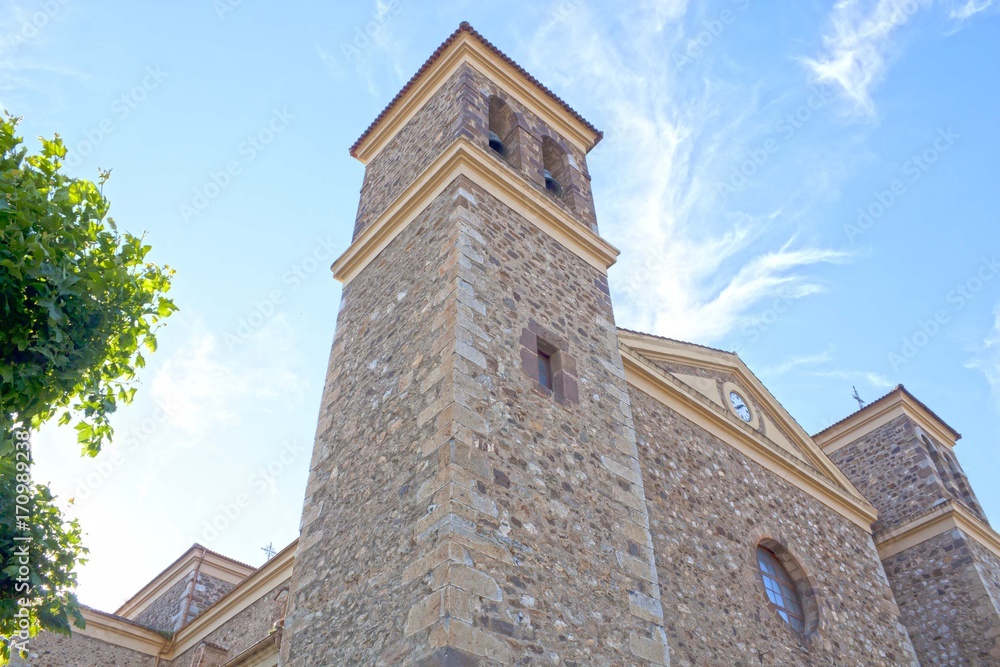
[616, 327, 736, 356]
[812, 384, 961, 440]
[349, 22, 602, 158]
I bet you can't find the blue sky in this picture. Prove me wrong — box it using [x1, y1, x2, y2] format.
[4, 0, 998, 612]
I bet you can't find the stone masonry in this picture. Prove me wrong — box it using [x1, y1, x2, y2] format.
[630, 373, 918, 666]
[881, 529, 1000, 665]
[826, 406, 1000, 666]
[132, 570, 236, 633]
[282, 26, 668, 663]
[828, 414, 987, 533]
[13, 23, 1000, 667]
[282, 170, 668, 663]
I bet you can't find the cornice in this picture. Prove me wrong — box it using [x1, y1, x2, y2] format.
[116, 545, 255, 620]
[620, 343, 877, 532]
[875, 500, 1000, 561]
[222, 630, 281, 666]
[616, 330, 860, 495]
[333, 137, 619, 285]
[352, 30, 601, 164]
[77, 608, 167, 656]
[814, 388, 960, 456]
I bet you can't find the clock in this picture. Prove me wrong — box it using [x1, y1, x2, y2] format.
[729, 391, 752, 422]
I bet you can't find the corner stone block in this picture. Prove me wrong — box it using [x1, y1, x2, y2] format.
[630, 629, 670, 665]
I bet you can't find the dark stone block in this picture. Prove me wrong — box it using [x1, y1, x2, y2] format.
[416, 647, 480, 667]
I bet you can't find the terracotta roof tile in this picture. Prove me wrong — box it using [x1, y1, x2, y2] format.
[350, 22, 602, 158]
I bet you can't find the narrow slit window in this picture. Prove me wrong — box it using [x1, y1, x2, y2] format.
[537, 349, 553, 391]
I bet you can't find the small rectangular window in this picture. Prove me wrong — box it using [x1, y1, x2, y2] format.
[537, 350, 553, 391]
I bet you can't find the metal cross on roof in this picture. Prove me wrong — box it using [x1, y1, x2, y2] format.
[261, 542, 277, 560]
[852, 385, 866, 410]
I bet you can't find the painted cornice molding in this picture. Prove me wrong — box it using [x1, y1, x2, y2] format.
[814, 388, 960, 456]
[333, 137, 619, 285]
[617, 330, 861, 497]
[78, 607, 168, 656]
[352, 30, 601, 164]
[116, 545, 255, 620]
[222, 630, 281, 666]
[875, 500, 1000, 561]
[619, 342, 877, 531]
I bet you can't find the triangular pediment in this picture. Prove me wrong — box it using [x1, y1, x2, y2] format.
[617, 328, 875, 530]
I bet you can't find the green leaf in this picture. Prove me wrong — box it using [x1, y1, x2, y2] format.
[1, 112, 174, 646]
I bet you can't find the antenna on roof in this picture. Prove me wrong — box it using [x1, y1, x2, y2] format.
[852, 386, 866, 410]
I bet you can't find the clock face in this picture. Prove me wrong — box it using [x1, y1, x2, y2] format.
[729, 391, 752, 422]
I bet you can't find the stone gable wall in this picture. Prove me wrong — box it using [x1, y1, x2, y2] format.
[630, 386, 919, 667]
[132, 575, 190, 632]
[130, 570, 239, 633]
[184, 571, 237, 624]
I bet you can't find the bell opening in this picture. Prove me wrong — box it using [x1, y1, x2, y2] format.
[543, 169, 562, 197]
[488, 131, 507, 157]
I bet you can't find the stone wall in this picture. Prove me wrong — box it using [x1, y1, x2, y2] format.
[131, 575, 190, 631]
[969, 539, 1000, 621]
[283, 180, 471, 664]
[353, 66, 473, 238]
[882, 530, 1000, 665]
[10, 630, 161, 667]
[184, 571, 238, 624]
[827, 415, 955, 532]
[352, 64, 598, 240]
[284, 172, 668, 664]
[968, 539, 1000, 662]
[131, 570, 237, 632]
[629, 380, 919, 667]
[170, 581, 288, 665]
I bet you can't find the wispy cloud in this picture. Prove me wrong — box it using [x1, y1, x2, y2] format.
[803, 0, 931, 117]
[804, 0, 997, 116]
[316, 0, 408, 97]
[525, 3, 854, 344]
[762, 346, 836, 376]
[149, 317, 305, 444]
[808, 369, 894, 390]
[966, 305, 1000, 411]
[949, 0, 993, 20]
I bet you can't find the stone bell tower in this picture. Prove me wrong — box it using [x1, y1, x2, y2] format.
[816, 386, 1000, 665]
[281, 23, 670, 666]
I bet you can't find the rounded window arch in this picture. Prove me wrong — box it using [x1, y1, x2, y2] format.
[754, 539, 818, 637]
[541, 136, 569, 198]
[488, 96, 516, 159]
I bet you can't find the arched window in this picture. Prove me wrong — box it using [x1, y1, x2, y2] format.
[541, 136, 568, 198]
[488, 96, 516, 159]
[756, 545, 806, 633]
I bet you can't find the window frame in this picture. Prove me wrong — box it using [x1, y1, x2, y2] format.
[755, 545, 806, 634]
[537, 348, 554, 391]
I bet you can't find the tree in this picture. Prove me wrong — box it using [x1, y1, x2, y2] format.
[0, 112, 176, 662]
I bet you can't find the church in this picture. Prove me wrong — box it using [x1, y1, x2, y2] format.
[16, 23, 1000, 666]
